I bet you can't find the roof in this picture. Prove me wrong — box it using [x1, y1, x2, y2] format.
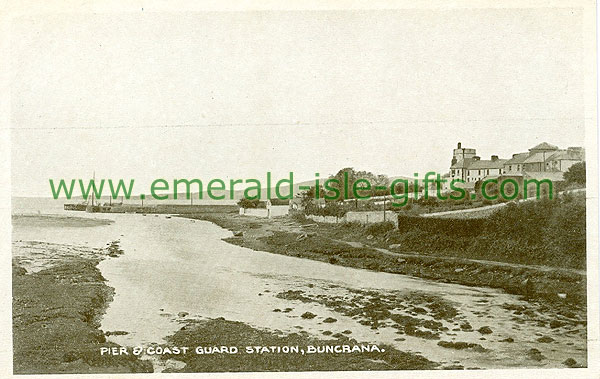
[504, 152, 529, 165]
[467, 159, 507, 170]
[523, 152, 551, 164]
[523, 171, 565, 182]
[499, 172, 525, 178]
[450, 158, 473, 169]
[529, 142, 559, 151]
[549, 150, 584, 161]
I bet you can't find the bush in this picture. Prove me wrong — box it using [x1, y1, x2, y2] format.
[365, 222, 395, 236]
[237, 198, 260, 208]
[305, 202, 347, 217]
[291, 212, 307, 222]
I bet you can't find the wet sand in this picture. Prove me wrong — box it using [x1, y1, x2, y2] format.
[182, 212, 586, 305]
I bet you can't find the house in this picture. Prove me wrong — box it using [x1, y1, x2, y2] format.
[449, 143, 507, 184]
[447, 141, 585, 200]
[465, 155, 507, 183]
[503, 152, 528, 173]
[449, 142, 584, 182]
[522, 142, 560, 172]
[450, 142, 477, 182]
[546, 147, 585, 172]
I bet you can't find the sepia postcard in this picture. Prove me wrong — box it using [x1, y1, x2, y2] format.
[1, 0, 598, 378]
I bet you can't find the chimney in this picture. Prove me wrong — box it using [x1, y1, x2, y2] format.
[473, 156, 480, 161]
[491, 155, 498, 161]
[457, 142, 462, 149]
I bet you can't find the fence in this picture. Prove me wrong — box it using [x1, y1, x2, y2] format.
[306, 210, 398, 228]
[239, 204, 289, 218]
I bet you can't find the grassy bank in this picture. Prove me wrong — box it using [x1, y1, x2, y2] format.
[12, 257, 153, 374]
[182, 195, 586, 307]
[389, 193, 586, 270]
[161, 318, 437, 372]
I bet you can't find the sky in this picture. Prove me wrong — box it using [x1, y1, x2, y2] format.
[9, 8, 586, 196]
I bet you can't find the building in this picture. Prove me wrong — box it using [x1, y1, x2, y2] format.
[522, 142, 560, 172]
[465, 155, 507, 183]
[449, 142, 507, 183]
[450, 142, 476, 182]
[503, 152, 528, 173]
[448, 141, 584, 188]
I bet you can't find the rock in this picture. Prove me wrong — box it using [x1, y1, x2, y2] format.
[499, 337, 514, 343]
[460, 322, 473, 331]
[563, 358, 578, 368]
[296, 233, 308, 241]
[178, 312, 189, 318]
[342, 330, 352, 334]
[322, 330, 333, 336]
[477, 326, 493, 334]
[301, 312, 316, 319]
[105, 330, 129, 336]
[233, 231, 243, 237]
[557, 293, 567, 299]
[272, 308, 281, 312]
[442, 365, 464, 370]
[62, 351, 80, 363]
[366, 235, 374, 240]
[537, 336, 555, 343]
[454, 268, 465, 273]
[13, 266, 27, 276]
[389, 244, 402, 249]
[549, 320, 565, 329]
[526, 348, 546, 361]
[323, 317, 337, 323]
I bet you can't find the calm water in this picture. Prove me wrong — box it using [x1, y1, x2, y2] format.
[11, 202, 588, 370]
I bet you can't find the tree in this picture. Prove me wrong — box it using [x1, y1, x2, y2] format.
[564, 162, 586, 185]
[328, 168, 389, 200]
[300, 185, 323, 208]
[237, 198, 260, 209]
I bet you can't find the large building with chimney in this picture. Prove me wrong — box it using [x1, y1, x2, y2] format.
[450, 143, 507, 183]
[449, 142, 584, 188]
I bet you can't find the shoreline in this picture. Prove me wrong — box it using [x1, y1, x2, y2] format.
[159, 318, 438, 372]
[180, 212, 586, 310]
[12, 240, 153, 374]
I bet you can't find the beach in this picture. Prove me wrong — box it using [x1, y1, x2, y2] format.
[11, 212, 588, 372]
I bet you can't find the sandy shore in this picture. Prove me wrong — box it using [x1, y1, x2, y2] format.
[181, 213, 586, 308]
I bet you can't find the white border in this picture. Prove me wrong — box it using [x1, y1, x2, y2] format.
[1, 1, 597, 378]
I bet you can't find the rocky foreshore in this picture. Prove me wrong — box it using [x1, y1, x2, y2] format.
[159, 318, 438, 372]
[12, 240, 153, 374]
